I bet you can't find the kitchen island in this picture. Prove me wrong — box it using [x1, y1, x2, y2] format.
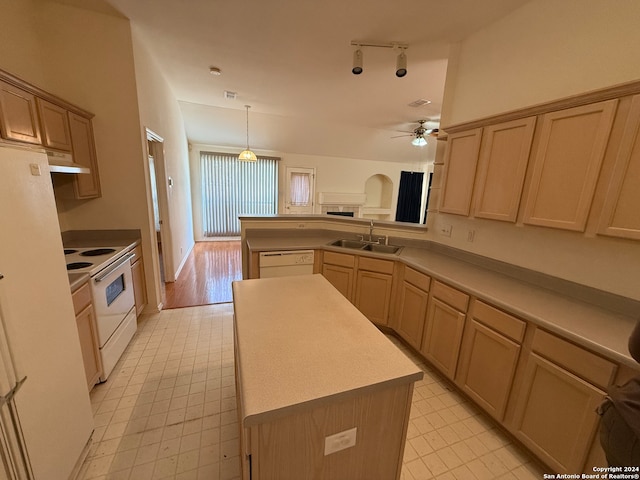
[232, 274, 423, 480]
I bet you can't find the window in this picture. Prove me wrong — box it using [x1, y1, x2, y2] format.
[201, 152, 278, 236]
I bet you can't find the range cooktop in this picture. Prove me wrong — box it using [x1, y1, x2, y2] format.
[64, 246, 129, 276]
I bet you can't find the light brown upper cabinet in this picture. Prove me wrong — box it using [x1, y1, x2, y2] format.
[439, 128, 483, 216]
[597, 94, 640, 240]
[0, 79, 42, 144]
[69, 113, 101, 199]
[521, 100, 618, 231]
[36, 98, 72, 152]
[472, 117, 536, 222]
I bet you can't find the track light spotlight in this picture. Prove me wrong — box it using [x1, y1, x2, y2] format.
[396, 50, 407, 77]
[352, 48, 363, 75]
[350, 41, 409, 77]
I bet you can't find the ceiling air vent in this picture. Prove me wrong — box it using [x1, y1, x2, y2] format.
[224, 90, 237, 100]
[408, 99, 431, 108]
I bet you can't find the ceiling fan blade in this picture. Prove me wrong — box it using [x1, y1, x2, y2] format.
[390, 134, 414, 139]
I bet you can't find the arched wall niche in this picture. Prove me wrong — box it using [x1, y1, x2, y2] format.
[363, 174, 393, 220]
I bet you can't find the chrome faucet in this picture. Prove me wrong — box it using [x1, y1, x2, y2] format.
[369, 220, 374, 242]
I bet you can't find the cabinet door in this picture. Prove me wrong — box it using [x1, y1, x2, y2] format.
[509, 353, 605, 474]
[421, 298, 466, 379]
[439, 128, 483, 216]
[456, 320, 520, 421]
[396, 281, 429, 350]
[131, 258, 147, 316]
[0, 80, 41, 144]
[473, 117, 536, 222]
[69, 113, 102, 199]
[322, 263, 354, 300]
[522, 100, 618, 231]
[354, 270, 393, 325]
[598, 94, 640, 239]
[36, 98, 72, 151]
[76, 304, 102, 390]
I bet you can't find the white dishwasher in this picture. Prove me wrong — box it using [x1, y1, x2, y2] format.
[259, 250, 315, 278]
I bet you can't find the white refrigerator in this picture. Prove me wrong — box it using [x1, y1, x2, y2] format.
[0, 144, 94, 479]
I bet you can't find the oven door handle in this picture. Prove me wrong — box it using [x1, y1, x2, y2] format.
[93, 253, 135, 283]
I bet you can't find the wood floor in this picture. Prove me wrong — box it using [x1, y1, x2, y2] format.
[163, 240, 242, 309]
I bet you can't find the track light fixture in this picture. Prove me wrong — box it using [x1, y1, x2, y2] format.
[350, 41, 409, 77]
[352, 49, 363, 75]
[396, 49, 407, 77]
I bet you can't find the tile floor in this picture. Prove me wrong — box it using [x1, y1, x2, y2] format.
[79, 303, 546, 480]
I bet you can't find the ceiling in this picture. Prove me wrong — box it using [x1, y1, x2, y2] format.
[69, 0, 531, 162]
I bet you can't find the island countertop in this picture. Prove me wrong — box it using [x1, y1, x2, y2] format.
[232, 274, 423, 427]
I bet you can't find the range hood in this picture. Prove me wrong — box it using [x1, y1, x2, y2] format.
[47, 150, 89, 174]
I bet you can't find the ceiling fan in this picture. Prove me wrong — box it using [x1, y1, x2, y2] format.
[392, 120, 439, 146]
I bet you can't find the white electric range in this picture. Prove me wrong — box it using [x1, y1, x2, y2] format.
[65, 246, 137, 382]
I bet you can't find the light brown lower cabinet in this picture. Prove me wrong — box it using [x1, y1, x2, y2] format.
[353, 257, 395, 326]
[506, 329, 616, 474]
[130, 245, 147, 316]
[395, 267, 431, 350]
[456, 300, 526, 421]
[72, 282, 102, 390]
[322, 251, 356, 300]
[420, 281, 469, 380]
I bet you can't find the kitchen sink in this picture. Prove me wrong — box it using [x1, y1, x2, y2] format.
[362, 244, 402, 254]
[328, 239, 402, 255]
[329, 239, 368, 249]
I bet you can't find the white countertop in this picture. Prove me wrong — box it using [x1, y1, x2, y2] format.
[232, 274, 424, 427]
[246, 235, 639, 369]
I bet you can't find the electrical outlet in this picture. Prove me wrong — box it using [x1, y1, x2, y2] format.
[324, 427, 357, 456]
[440, 224, 452, 237]
[467, 230, 475, 242]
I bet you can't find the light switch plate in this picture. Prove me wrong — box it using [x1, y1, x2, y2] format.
[324, 427, 357, 456]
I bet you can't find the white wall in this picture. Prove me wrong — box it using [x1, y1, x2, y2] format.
[129, 27, 195, 289]
[189, 144, 431, 240]
[0, 0, 165, 310]
[432, 0, 640, 300]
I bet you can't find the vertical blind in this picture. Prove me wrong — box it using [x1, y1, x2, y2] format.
[201, 152, 278, 237]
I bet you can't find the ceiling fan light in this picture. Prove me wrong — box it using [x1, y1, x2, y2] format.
[412, 136, 427, 147]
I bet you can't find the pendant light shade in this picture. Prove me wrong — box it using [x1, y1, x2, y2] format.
[239, 105, 257, 162]
[412, 136, 427, 147]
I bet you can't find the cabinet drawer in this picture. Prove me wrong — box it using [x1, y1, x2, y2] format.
[129, 244, 143, 265]
[532, 329, 616, 390]
[470, 300, 526, 343]
[71, 282, 91, 315]
[403, 267, 431, 292]
[432, 280, 469, 312]
[323, 251, 355, 268]
[358, 256, 394, 274]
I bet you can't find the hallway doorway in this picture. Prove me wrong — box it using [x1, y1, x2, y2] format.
[163, 241, 242, 308]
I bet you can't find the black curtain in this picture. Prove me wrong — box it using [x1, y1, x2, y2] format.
[395, 171, 424, 223]
[423, 172, 433, 224]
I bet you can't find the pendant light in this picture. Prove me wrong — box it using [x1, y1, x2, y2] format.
[238, 105, 257, 162]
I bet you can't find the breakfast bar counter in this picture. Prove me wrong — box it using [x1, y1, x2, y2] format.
[232, 274, 423, 480]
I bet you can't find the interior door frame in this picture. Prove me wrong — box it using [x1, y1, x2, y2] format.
[145, 128, 174, 295]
